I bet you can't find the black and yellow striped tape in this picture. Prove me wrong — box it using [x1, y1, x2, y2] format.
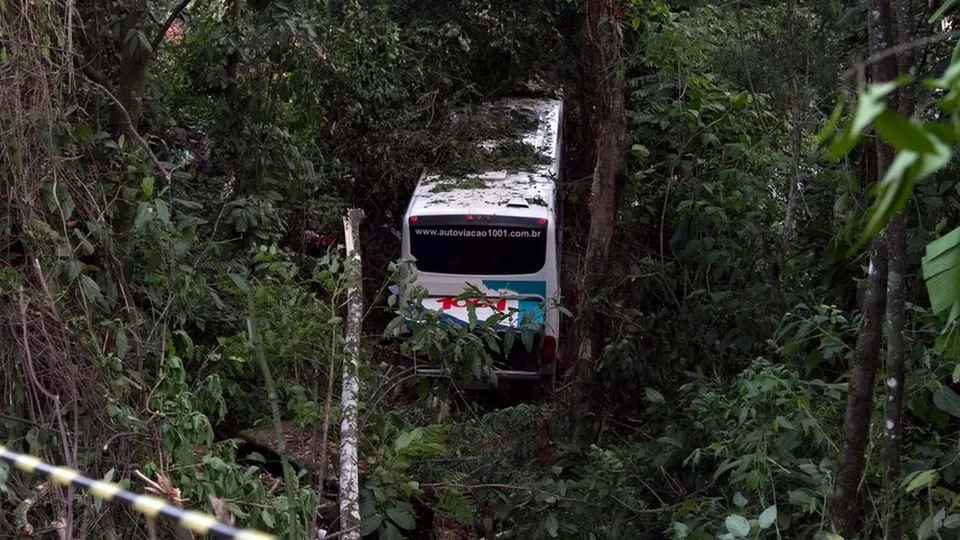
[0, 445, 276, 540]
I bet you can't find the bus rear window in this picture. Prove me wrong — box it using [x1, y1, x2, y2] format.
[409, 219, 547, 275]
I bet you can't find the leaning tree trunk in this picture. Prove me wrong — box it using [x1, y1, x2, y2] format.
[830, 0, 897, 536]
[567, 0, 628, 443]
[339, 208, 365, 540]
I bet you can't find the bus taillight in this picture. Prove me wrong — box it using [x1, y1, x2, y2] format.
[540, 336, 557, 364]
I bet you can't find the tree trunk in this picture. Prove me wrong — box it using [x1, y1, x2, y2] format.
[777, 0, 803, 281]
[567, 0, 628, 443]
[339, 208, 365, 540]
[884, 2, 916, 538]
[225, 0, 242, 98]
[113, 0, 152, 134]
[830, 0, 897, 536]
[832, 235, 889, 537]
[883, 213, 906, 540]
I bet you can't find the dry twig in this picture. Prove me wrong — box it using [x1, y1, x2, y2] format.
[78, 74, 171, 183]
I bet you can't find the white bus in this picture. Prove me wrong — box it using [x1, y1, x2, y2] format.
[397, 97, 564, 388]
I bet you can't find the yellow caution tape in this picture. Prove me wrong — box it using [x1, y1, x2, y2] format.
[0, 445, 276, 539]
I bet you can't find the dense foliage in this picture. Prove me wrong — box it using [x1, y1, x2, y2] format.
[4, 0, 960, 539]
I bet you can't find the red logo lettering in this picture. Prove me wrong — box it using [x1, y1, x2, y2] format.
[435, 297, 507, 311]
[436, 297, 461, 310]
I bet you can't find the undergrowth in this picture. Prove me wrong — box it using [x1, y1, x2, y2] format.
[4, 0, 960, 539]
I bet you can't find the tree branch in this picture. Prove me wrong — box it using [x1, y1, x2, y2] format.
[841, 28, 960, 82]
[79, 72, 171, 183]
[152, 0, 194, 50]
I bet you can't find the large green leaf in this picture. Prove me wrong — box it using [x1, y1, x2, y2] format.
[904, 469, 940, 493]
[875, 110, 938, 154]
[815, 96, 846, 147]
[922, 227, 960, 320]
[855, 136, 953, 252]
[828, 81, 899, 160]
[725, 515, 751, 538]
[934, 385, 960, 418]
[758, 505, 778, 530]
[386, 505, 416, 530]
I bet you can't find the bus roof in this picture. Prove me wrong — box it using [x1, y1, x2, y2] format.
[459, 98, 563, 175]
[407, 171, 556, 219]
[405, 98, 562, 221]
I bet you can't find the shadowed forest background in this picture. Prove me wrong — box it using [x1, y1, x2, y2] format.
[5, 0, 960, 538]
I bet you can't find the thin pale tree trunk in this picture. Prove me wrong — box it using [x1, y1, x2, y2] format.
[568, 0, 628, 443]
[339, 208, 365, 540]
[778, 0, 803, 279]
[830, 1, 897, 535]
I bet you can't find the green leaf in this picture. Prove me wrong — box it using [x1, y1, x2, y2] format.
[918, 508, 946, 540]
[544, 512, 559, 538]
[934, 385, 960, 418]
[816, 96, 846, 147]
[395, 428, 422, 453]
[483, 333, 499, 352]
[468, 304, 477, 330]
[438, 486, 476, 522]
[521, 326, 534, 352]
[173, 197, 204, 210]
[155, 199, 170, 224]
[360, 514, 383, 536]
[142, 176, 155, 198]
[73, 123, 94, 142]
[116, 327, 129, 360]
[0, 462, 10, 494]
[260, 509, 275, 528]
[502, 329, 516, 356]
[828, 81, 899, 159]
[758, 505, 778, 529]
[929, 0, 960, 23]
[904, 469, 940, 493]
[926, 60, 960, 91]
[925, 226, 960, 261]
[922, 227, 960, 318]
[855, 136, 952, 252]
[134, 202, 153, 231]
[733, 492, 747, 508]
[384, 522, 402, 540]
[725, 514, 751, 537]
[79, 274, 101, 300]
[672, 522, 691, 538]
[925, 122, 960, 145]
[944, 513, 960, 529]
[644, 387, 665, 404]
[386, 506, 416, 530]
[227, 273, 250, 294]
[875, 111, 938, 154]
